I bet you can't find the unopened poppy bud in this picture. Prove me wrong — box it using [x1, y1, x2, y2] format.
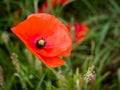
[36, 39, 46, 49]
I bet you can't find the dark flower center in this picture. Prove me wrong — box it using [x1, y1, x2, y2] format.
[36, 39, 46, 49]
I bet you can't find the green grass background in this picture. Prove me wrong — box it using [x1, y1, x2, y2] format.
[0, 0, 120, 90]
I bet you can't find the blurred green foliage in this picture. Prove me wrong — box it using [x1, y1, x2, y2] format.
[0, 0, 120, 90]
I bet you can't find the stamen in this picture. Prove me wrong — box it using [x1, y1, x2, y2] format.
[36, 39, 46, 49]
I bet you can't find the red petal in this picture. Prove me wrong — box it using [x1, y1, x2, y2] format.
[43, 24, 72, 56]
[52, 0, 68, 5]
[11, 13, 72, 57]
[18, 43, 66, 68]
[74, 23, 88, 42]
[61, 0, 68, 4]
[38, 55, 66, 68]
[60, 44, 72, 56]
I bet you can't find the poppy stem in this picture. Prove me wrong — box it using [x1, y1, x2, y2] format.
[47, 0, 53, 13]
[34, 0, 39, 13]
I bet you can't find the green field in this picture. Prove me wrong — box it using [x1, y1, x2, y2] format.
[0, 0, 120, 90]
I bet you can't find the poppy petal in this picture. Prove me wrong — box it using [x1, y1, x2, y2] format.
[44, 25, 72, 56]
[38, 55, 66, 68]
[17, 42, 66, 68]
[60, 44, 72, 56]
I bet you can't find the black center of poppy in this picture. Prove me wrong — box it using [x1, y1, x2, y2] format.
[36, 39, 46, 49]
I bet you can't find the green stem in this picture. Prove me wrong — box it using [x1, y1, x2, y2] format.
[34, 0, 39, 13]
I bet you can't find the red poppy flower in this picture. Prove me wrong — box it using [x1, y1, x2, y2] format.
[74, 23, 88, 42]
[38, 0, 68, 13]
[66, 23, 88, 43]
[11, 13, 72, 68]
[52, 0, 68, 5]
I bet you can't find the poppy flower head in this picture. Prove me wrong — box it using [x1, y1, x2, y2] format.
[11, 13, 72, 68]
[74, 23, 88, 42]
[52, 0, 68, 5]
[66, 23, 88, 43]
[38, 0, 68, 13]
